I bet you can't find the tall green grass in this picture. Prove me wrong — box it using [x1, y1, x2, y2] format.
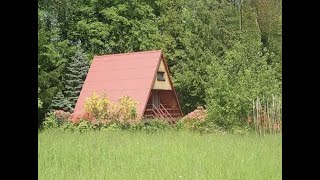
[38, 130, 281, 180]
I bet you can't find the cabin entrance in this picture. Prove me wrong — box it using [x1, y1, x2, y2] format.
[152, 90, 160, 109]
[144, 89, 182, 121]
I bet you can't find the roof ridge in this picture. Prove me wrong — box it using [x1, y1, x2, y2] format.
[94, 50, 162, 58]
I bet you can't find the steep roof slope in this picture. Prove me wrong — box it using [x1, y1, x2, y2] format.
[74, 50, 162, 117]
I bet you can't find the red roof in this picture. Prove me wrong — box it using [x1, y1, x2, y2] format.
[74, 50, 164, 117]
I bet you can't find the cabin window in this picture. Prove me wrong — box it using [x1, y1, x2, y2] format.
[157, 71, 165, 81]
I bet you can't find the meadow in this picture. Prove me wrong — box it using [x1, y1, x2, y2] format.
[38, 130, 281, 180]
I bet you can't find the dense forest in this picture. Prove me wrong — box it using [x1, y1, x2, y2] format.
[38, 0, 282, 128]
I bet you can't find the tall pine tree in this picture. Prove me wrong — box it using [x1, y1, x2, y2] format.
[63, 44, 89, 112]
[49, 91, 72, 111]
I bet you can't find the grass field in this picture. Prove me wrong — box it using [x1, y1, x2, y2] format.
[38, 130, 282, 180]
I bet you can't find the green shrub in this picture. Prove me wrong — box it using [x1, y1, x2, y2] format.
[83, 93, 138, 124]
[42, 112, 59, 129]
[60, 121, 76, 131]
[119, 121, 133, 130]
[175, 120, 185, 131]
[98, 122, 122, 131]
[182, 106, 207, 122]
[78, 120, 91, 133]
[54, 110, 71, 125]
[118, 96, 138, 122]
[84, 93, 110, 121]
[205, 42, 281, 129]
[136, 118, 171, 133]
[179, 118, 202, 130]
[175, 117, 224, 134]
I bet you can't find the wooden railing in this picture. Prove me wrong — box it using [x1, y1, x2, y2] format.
[144, 104, 181, 121]
[152, 104, 164, 119]
[145, 104, 175, 123]
[160, 104, 174, 122]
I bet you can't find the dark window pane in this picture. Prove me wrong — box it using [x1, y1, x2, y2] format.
[157, 72, 165, 81]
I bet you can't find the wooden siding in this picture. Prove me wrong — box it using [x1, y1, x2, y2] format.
[152, 58, 172, 90]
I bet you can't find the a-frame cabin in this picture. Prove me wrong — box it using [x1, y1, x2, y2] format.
[74, 50, 183, 121]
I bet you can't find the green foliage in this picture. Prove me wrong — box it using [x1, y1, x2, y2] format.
[84, 92, 111, 121]
[53, 110, 72, 125]
[101, 123, 122, 131]
[175, 120, 185, 131]
[118, 96, 138, 121]
[139, 119, 171, 133]
[38, 98, 43, 109]
[42, 112, 59, 129]
[60, 121, 76, 132]
[78, 120, 91, 133]
[83, 93, 138, 123]
[205, 40, 280, 129]
[38, 88, 43, 109]
[49, 91, 72, 112]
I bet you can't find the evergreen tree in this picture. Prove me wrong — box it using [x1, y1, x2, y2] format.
[64, 44, 89, 112]
[49, 91, 71, 112]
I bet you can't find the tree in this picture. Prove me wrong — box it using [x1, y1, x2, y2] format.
[205, 35, 280, 129]
[251, 0, 282, 81]
[69, 0, 162, 55]
[48, 91, 71, 112]
[166, 0, 241, 113]
[63, 44, 89, 112]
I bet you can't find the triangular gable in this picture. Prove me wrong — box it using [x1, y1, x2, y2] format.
[152, 57, 172, 90]
[142, 53, 183, 117]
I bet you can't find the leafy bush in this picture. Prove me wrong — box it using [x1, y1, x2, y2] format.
[176, 106, 224, 134]
[118, 96, 138, 122]
[180, 118, 201, 130]
[60, 121, 76, 131]
[68, 111, 95, 123]
[42, 112, 59, 129]
[178, 106, 209, 131]
[83, 93, 138, 124]
[182, 106, 207, 122]
[134, 119, 171, 133]
[68, 113, 82, 124]
[197, 121, 224, 134]
[175, 118, 224, 134]
[78, 120, 91, 133]
[80, 112, 96, 123]
[175, 120, 185, 131]
[205, 42, 281, 129]
[41, 101, 254, 134]
[84, 93, 110, 121]
[100, 123, 122, 132]
[54, 110, 71, 125]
